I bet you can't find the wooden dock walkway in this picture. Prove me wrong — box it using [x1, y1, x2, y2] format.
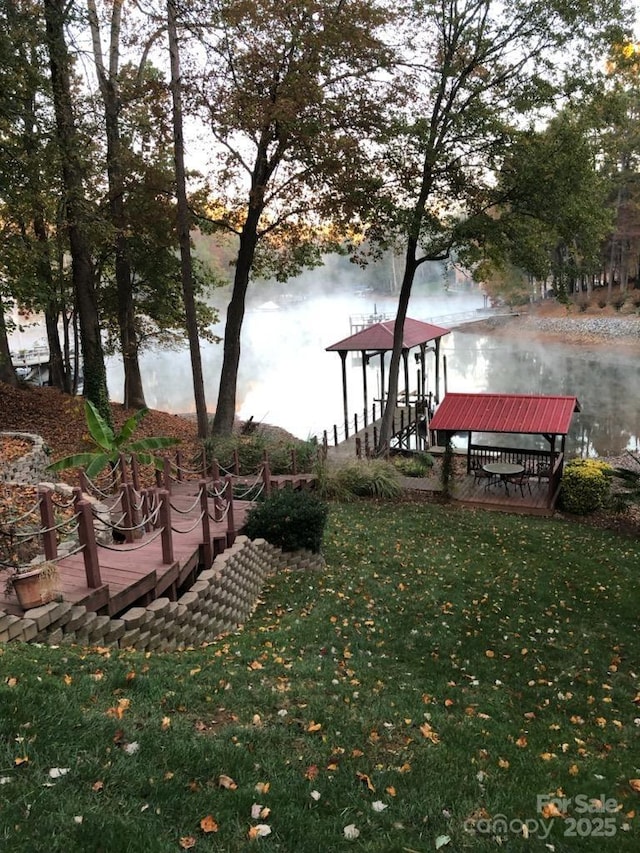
[1, 465, 315, 619]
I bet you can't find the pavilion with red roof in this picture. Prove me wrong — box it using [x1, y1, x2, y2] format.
[428, 392, 581, 508]
[326, 317, 450, 429]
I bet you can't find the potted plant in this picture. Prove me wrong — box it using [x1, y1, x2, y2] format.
[6, 561, 59, 610]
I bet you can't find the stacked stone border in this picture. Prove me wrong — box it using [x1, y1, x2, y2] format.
[0, 432, 50, 484]
[0, 536, 324, 649]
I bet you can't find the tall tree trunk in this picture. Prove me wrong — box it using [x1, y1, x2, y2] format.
[43, 0, 111, 423]
[0, 302, 18, 386]
[167, 0, 208, 437]
[88, 0, 146, 410]
[32, 212, 67, 391]
[211, 213, 260, 436]
[377, 239, 418, 452]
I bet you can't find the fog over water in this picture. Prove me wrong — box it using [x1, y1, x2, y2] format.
[105, 275, 639, 458]
[9, 264, 638, 458]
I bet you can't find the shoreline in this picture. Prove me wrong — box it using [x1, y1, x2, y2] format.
[463, 310, 640, 349]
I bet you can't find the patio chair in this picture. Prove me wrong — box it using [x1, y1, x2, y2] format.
[536, 461, 552, 483]
[505, 471, 532, 497]
[470, 459, 498, 490]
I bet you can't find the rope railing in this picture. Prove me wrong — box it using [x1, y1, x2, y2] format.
[169, 486, 204, 515]
[171, 510, 205, 535]
[97, 527, 166, 552]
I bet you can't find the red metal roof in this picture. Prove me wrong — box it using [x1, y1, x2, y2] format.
[428, 393, 580, 435]
[326, 317, 449, 352]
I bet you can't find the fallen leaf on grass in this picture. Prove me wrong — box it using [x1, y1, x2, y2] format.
[14, 756, 28, 767]
[343, 824, 360, 840]
[356, 771, 375, 792]
[199, 815, 218, 833]
[92, 780, 104, 792]
[6, 677, 17, 688]
[372, 801, 388, 812]
[248, 824, 271, 839]
[162, 717, 171, 731]
[123, 741, 139, 755]
[419, 723, 440, 744]
[255, 781, 270, 794]
[629, 779, 640, 793]
[386, 786, 397, 797]
[48, 767, 70, 779]
[435, 835, 451, 849]
[304, 765, 319, 781]
[307, 721, 322, 732]
[179, 836, 196, 849]
[106, 698, 131, 719]
[218, 774, 237, 790]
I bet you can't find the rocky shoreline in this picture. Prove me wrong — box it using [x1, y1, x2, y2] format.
[473, 311, 640, 346]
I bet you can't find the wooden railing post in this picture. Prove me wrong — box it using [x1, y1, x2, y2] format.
[76, 499, 102, 589]
[119, 484, 135, 543]
[211, 457, 220, 483]
[38, 488, 57, 560]
[79, 469, 90, 494]
[291, 448, 298, 475]
[354, 412, 358, 434]
[333, 425, 338, 446]
[233, 449, 240, 475]
[364, 431, 370, 458]
[163, 455, 172, 493]
[158, 489, 174, 564]
[262, 458, 272, 496]
[225, 476, 235, 546]
[176, 450, 184, 482]
[344, 417, 349, 439]
[119, 452, 128, 485]
[199, 480, 212, 568]
[355, 437, 362, 459]
[140, 488, 152, 532]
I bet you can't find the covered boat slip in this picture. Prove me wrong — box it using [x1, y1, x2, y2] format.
[428, 392, 581, 511]
[325, 317, 450, 433]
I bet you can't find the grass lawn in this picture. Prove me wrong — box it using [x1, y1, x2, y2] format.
[0, 500, 638, 852]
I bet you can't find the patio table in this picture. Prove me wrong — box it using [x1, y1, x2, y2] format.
[482, 462, 524, 496]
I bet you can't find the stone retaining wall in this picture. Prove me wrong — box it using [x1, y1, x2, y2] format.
[0, 432, 50, 484]
[0, 536, 324, 649]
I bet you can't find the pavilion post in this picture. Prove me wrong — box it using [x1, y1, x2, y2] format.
[380, 352, 386, 406]
[339, 351, 349, 435]
[420, 343, 427, 401]
[361, 350, 368, 423]
[435, 339, 442, 403]
[402, 349, 410, 406]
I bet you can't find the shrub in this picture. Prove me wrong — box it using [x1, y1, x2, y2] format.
[559, 459, 613, 515]
[314, 458, 402, 501]
[202, 430, 317, 475]
[241, 488, 329, 553]
[391, 452, 434, 478]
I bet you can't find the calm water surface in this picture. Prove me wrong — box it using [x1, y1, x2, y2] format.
[104, 291, 639, 458]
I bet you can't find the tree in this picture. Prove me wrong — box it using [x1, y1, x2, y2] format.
[186, 0, 394, 436]
[477, 115, 613, 301]
[87, 0, 147, 409]
[43, 0, 111, 422]
[371, 0, 631, 450]
[167, 0, 209, 438]
[0, 0, 70, 390]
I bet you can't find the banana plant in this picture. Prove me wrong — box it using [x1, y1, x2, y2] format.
[47, 400, 180, 478]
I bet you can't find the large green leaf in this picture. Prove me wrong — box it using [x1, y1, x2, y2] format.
[115, 407, 149, 448]
[85, 400, 115, 452]
[47, 452, 102, 472]
[85, 453, 113, 479]
[127, 436, 180, 453]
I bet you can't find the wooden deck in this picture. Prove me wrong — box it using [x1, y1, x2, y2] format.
[452, 474, 554, 515]
[0, 481, 252, 618]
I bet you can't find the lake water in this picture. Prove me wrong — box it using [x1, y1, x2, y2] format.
[10, 286, 639, 458]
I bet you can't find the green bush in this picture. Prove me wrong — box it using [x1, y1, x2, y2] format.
[391, 452, 434, 477]
[315, 459, 402, 501]
[559, 458, 613, 515]
[241, 488, 329, 553]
